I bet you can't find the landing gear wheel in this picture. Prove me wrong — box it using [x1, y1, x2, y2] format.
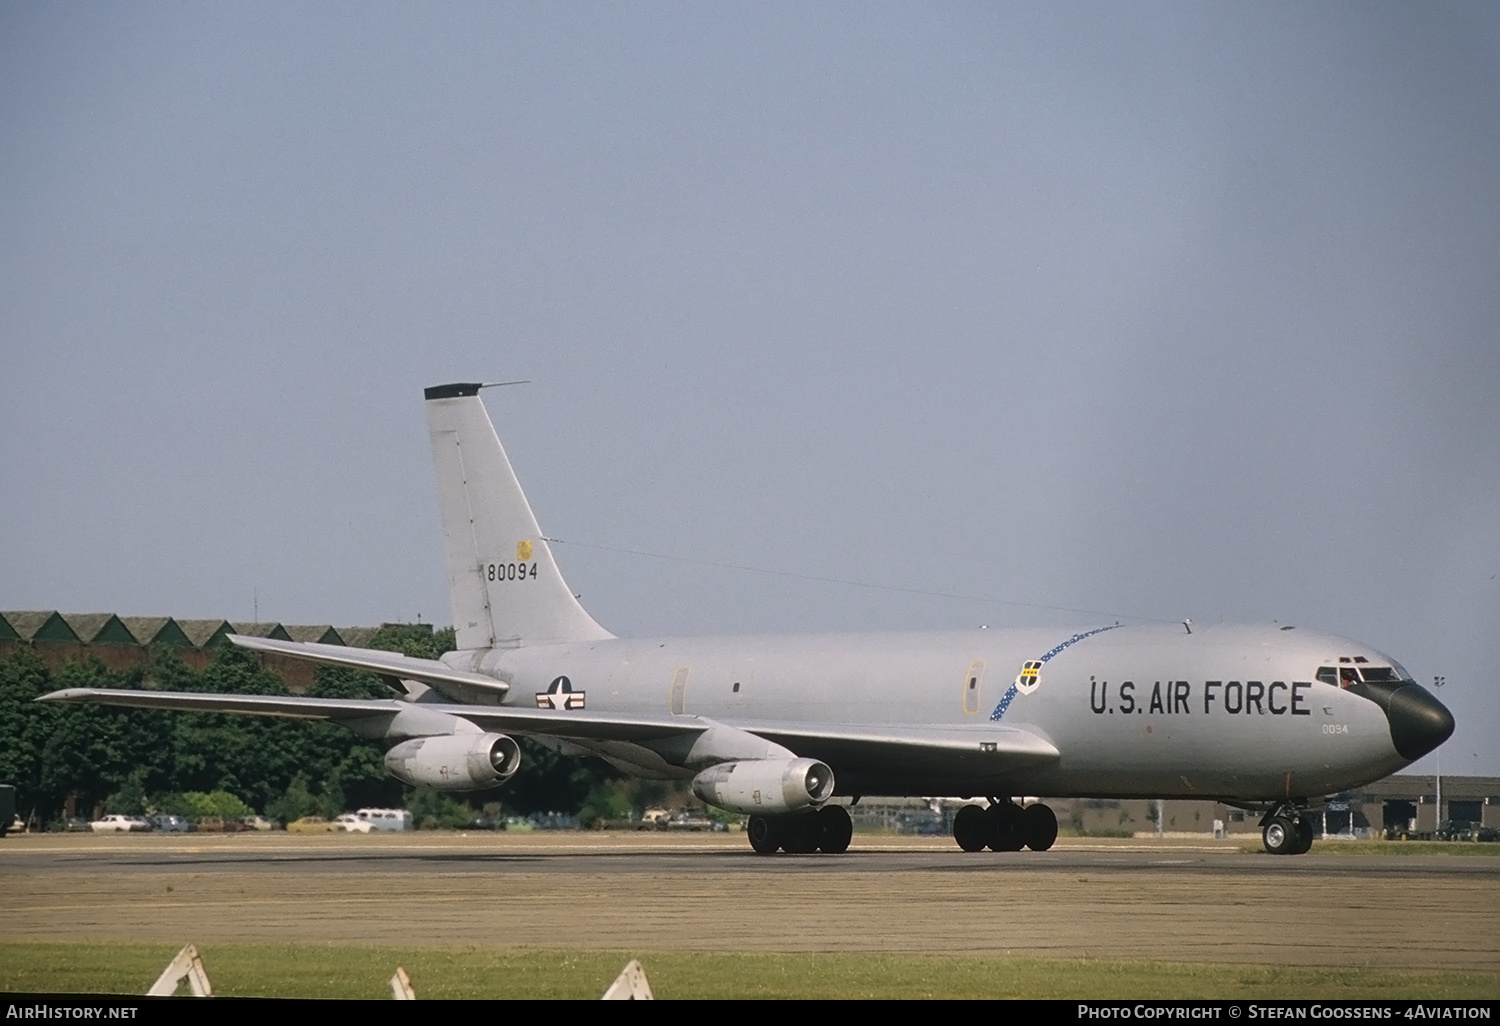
[953, 804, 990, 852]
[1291, 815, 1315, 855]
[781, 814, 821, 854]
[817, 805, 853, 854]
[1262, 815, 1298, 855]
[987, 802, 1025, 852]
[747, 814, 782, 855]
[1022, 803, 1058, 852]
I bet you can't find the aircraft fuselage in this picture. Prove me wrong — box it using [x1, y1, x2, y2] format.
[455, 620, 1440, 802]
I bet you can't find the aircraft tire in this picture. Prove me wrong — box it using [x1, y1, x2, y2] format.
[747, 814, 782, 855]
[987, 802, 1025, 852]
[781, 813, 821, 854]
[1022, 803, 1058, 851]
[953, 804, 990, 852]
[1262, 815, 1298, 855]
[1291, 815, 1315, 855]
[817, 805, 853, 854]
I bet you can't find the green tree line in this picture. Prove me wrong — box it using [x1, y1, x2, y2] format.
[0, 625, 634, 828]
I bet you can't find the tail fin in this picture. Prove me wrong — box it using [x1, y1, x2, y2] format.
[424, 383, 614, 649]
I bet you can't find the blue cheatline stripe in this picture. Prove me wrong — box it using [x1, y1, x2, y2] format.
[989, 682, 1021, 721]
[989, 623, 1123, 722]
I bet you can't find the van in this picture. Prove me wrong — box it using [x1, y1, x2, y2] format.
[355, 808, 413, 832]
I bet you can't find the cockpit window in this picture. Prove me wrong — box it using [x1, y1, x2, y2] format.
[1319, 662, 1412, 686]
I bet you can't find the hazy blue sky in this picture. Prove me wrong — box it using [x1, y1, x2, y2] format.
[3, 4, 1496, 773]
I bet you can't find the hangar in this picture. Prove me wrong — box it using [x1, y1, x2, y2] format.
[0, 609, 383, 690]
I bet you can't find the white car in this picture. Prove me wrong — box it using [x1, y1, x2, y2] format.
[354, 808, 413, 832]
[90, 814, 152, 833]
[332, 814, 373, 833]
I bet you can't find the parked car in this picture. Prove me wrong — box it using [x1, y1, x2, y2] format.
[287, 816, 335, 833]
[354, 808, 413, 832]
[241, 815, 275, 831]
[91, 814, 153, 833]
[150, 815, 193, 833]
[1437, 819, 1500, 843]
[332, 813, 373, 833]
[193, 817, 243, 833]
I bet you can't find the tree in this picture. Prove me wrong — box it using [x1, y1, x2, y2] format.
[37, 657, 172, 821]
[0, 648, 51, 821]
[0, 618, 623, 824]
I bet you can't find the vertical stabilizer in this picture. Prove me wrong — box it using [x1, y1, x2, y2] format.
[424, 383, 614, 649]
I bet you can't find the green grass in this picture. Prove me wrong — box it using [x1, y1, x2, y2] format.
[1, 944, 1495, 999]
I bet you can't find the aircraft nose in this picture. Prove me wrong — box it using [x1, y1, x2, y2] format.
[1382, 682, 1455, 761]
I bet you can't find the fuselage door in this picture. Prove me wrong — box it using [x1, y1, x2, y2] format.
[963, 660, 986, 714]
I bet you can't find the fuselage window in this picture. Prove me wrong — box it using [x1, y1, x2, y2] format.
[1316, 667, 1337, 686]
[1358, 666, 1400, 683]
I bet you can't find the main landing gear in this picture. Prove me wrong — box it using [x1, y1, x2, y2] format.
[747, 805, 854, 855]
[952, 800, 1057, 853]
[1260, 803, 1315, 855]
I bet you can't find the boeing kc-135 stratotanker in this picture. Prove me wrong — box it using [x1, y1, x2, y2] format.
[42, 383, 1455, 855]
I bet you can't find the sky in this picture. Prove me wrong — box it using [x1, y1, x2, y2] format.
[3, 3, 1496, 774]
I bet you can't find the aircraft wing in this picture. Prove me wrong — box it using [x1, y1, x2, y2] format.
[723, 720, 1059, 773]
[226, 634, 510, 702]
[37, 688, 403, 721]
[36, 686, 1057, 779]
[451, 708, 1057, 765]
[435, 707, 1058, 768]
[35, 688, 728, 744]
[34, 688, 718, 741]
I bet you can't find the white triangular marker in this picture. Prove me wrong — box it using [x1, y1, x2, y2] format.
[600, 959, 653, 1000]
[146, 944, 212, 997]
[390, 966, 415, 1000]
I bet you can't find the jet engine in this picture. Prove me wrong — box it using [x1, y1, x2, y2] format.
[384, 733, 522, 791]
[690, 757, 834, 815]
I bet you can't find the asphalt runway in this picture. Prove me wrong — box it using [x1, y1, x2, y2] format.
[3, 833, 1497, 971]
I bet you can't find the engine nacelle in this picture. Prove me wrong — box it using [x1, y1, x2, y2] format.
[384, 732, 522, 791]
[691, 757, 835, 815]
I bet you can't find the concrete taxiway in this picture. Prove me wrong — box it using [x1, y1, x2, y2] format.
[2, 833, 1496, 971]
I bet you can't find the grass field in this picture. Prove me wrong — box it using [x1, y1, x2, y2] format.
[2, 943, 1497, 1000]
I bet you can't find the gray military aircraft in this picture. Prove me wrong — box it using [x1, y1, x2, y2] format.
[41, 383, 1454, 856]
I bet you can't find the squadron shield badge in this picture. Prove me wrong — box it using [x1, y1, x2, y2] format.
[1014, 660, 1043, 695]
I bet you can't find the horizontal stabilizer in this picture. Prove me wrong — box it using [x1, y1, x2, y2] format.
[227, 634, 510, 702]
